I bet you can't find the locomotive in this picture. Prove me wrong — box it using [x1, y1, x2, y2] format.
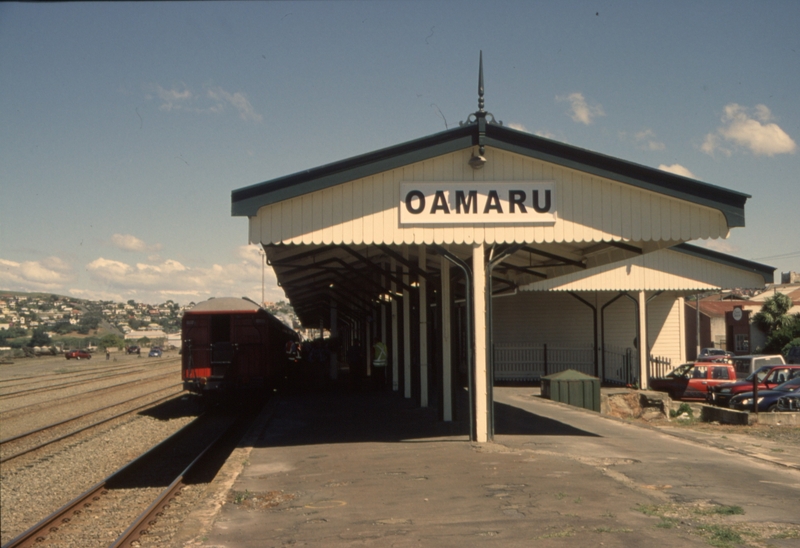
[181, 297, 299, 395]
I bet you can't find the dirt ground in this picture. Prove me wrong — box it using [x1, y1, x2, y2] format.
[653, 417, 800, 448]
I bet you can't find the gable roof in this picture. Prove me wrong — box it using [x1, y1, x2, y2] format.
[519, 243, 773, 292]
[232, 122, 749, 227]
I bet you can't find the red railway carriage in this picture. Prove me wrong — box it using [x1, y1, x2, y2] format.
[181, 297, 298, 394]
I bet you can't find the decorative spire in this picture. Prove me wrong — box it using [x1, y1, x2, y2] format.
[460, 51, 501, 128]
[478, 50, 485, 113]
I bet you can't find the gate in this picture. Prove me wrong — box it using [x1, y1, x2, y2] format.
[602, 345, 636, 386]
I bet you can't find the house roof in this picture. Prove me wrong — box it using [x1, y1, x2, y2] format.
[232, 121, 750, 228]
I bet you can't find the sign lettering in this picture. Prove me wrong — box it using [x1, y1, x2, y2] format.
[399, 182, 556, 225]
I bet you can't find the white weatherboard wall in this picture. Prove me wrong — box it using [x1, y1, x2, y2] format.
[647, 293, 683, 362]
[249, 148, 729, 247]
[492, 291, 686, 379]
[492, 292, 593, 346]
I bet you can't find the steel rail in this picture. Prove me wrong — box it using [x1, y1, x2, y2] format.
[0, 358, 180, 398]
[0, 387, 184, 464]
[0, 362, 142, 386]
[110, 426, 230, 548]
[1, 411, 209, 548]
[0, 370, 179, 416]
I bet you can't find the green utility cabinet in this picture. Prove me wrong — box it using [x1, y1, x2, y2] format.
[541, 369, 601, 412]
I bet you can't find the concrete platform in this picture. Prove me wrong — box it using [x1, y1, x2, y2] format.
[178, 385, 800, 547]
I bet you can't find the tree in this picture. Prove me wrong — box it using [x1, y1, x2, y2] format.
[28, 328, 52, 347]
[99, 333, 125, 350]
[752, 294, 800, 354]
[752, 293, 793, 334]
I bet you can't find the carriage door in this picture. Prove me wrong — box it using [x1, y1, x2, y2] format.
[210, 314, 233, 379]
[232, 315, 263, 384]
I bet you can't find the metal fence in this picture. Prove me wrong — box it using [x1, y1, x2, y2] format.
[493, 343, 672, 386]
[493, 343, 594, 381]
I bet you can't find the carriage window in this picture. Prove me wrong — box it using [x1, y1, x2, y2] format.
[211, 314, 231, 343]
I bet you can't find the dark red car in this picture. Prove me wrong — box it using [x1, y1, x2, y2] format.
[65, 349, 92, 360]
[649, 362, 736, 401]
[707, 365, 800, 407]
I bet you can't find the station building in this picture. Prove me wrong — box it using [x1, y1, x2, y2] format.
[231, 61, 773, 442]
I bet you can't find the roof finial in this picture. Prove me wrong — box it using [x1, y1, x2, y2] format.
[459, 51, 501, 128]
[458, 50, 503, 126]
[478, 50, 485, 113]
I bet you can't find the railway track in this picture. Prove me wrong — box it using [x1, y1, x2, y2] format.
[0, 362, 146, 388]
[2, 401, 266, 548]
[0, 370, 180, 419]
[0, 384, 185, 464]
[0, 359, 180, 399]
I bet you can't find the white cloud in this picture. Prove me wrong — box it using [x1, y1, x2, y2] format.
[699, 239, 738, 254]
[507, 122, 528, 133]
[702, 103, 796, 157]
[535, 130, 559, 140]
[82, 245, 280, 305]
[658, 163, 697, 179]
[0, 256, 75, 291]
[145, 83, 262, 123]
[556, 92, 605, 125]
[634, 129, 665, 151]
[146, 83, 193, 112]
[110, 233, 162, 253]
[207, 87, 263, 122]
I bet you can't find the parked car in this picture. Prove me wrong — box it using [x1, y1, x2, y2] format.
[698, 348, 733, 361]
[707, 365, 800, 407]
[777, 393, 800, 411]
[729, 378, 800, 413]
[731, 354, 786, 378]
[649, 362, 737, 401]
[148, 347, 162, 358]
[65, 349, 91, 360]
[126, 345, 141, 355]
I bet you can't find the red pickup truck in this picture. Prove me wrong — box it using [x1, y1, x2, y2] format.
[649, 362, 737, 401]
[707, 365, 800, 407]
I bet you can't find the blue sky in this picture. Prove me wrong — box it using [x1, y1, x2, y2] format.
[1, 1, 798, 307]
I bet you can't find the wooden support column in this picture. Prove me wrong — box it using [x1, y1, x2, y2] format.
[677, 295, 687, 364]
[330, 303, 338, 380]
[365, 319, 371, 377]
[403, 246, 412, 399]
[638, 290, 648, 389]
[473, 243, 489, 442]
[391, 257, 399, 391]
[441, 246, 452, 421]
[419, 245, 428, 407]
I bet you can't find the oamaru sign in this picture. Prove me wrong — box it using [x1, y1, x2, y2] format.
[399, 182, 556, 225]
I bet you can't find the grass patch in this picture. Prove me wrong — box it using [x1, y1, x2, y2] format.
[595, 527, 632, 533]
[554, 492, 566, 500]
[772, 530, 800, 539]
[635, 503, 661, 517]
[697, 524, 742, 547]
[696, 505, 744, 516]
[538, 528, 574, 539]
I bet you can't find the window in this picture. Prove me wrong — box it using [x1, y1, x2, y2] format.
[712, 367, 730, 380]
[735, 334, 749, 353]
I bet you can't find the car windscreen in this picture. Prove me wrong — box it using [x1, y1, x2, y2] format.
[775, 378, 800, 392]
